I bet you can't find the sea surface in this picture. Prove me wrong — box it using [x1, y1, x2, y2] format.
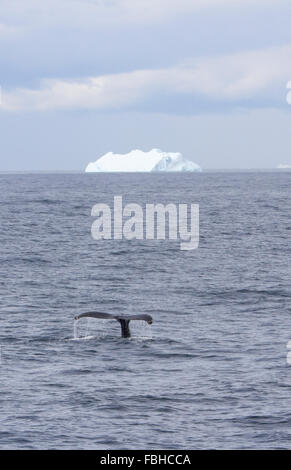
[0, 171, 290, 450]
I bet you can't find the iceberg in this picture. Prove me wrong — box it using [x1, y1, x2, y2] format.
[85, 149, 201, 172]
[277, 163, 291, 169]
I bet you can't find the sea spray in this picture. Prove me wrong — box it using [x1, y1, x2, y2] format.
[73, 319, 79, 339]
[130, 320, 152, 340]
[85, 318, 90, 338]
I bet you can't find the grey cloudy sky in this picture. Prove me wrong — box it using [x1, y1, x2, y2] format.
[1, 0, 291, 170]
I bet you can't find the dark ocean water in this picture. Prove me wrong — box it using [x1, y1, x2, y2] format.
[0, 171, 290, 450]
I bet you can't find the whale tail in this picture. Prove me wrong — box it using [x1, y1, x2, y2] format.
[74, 312, 153, 338]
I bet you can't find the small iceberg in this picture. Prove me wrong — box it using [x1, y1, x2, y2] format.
[277, 164, 291, 169]
[85, 148, 202, 172]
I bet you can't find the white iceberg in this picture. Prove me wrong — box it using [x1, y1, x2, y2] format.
[277, 163, 291, 169]
[85, 149, 201, 172]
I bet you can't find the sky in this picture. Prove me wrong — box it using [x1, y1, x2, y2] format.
[0, 0, 291, 170]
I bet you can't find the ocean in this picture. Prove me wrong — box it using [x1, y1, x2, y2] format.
[0, 171, 290, 449]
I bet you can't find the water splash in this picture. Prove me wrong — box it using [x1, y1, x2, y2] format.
[73, 319, 79, 339]
[71, 318, 109, 341]
[85, 318, 90, 338]
[130, 320, 153, 340]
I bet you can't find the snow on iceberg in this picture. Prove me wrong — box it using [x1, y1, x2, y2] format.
[85, 149, 202, 172]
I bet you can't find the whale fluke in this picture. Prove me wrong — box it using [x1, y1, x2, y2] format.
[74, 312, 153, 338]
[75, 312, 116, 321]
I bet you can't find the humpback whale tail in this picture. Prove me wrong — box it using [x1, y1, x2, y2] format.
[74, 311, 153, 338]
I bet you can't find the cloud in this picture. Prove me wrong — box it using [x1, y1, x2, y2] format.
[115, 0, 280, 22]
[286, 80, 291, 104]
[0, 0, 284, 29]
[0, 23, 19, 39]
[2, 45, 291, 112]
